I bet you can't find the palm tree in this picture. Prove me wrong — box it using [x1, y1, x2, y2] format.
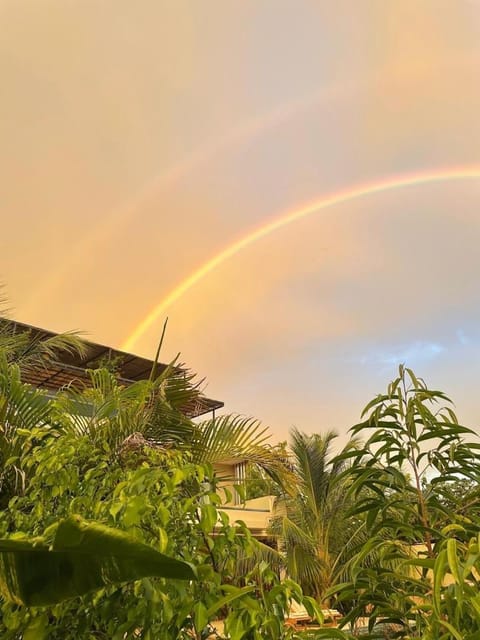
[272, 428, 360, 602]
[53, 364, 291, 486]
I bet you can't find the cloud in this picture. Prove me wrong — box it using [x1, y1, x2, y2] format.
[377, 341, 445, 365]
[351, 341, 446, 369]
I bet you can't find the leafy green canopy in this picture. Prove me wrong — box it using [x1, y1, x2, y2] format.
[0, 327, 311, 639]
[0, 516, 195, 606]
[1, 429, 319, 639]
[323, 366, 480, 640]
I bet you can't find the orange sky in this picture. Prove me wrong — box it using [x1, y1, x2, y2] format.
[2, 1, 480, 443]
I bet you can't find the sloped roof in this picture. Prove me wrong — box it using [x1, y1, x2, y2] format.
[5, 319, 223, 418]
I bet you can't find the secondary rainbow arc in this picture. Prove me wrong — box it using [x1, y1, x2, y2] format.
[122, 165, 480, 351]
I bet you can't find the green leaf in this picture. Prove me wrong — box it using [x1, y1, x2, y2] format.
[206, 585, 255, 618]
[193, 601, 208, 633]
[438, 619, 464, 640]
[446, 538, 462, 584]
[0, 515, 196, 606]
[23, 614, 49, 640]
[123, 495, 146, 526]
[157, 526, 168, 553]
[302, 595, 324, 623]
[433, 548, 447, 616]
[200, 503, 218, 532]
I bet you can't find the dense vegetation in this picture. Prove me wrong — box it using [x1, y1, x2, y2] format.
[324, 366, 480, 639]
[0, 322, 319, 639]
[1, 320, 480, 638]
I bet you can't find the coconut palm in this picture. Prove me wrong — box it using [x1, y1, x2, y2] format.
[272, 428, 361, 601]
[52, 364, 291, 487]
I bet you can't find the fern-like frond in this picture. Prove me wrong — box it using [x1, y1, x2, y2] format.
[191, 415, 295, 491]
[0, 318, 86, 370]
[235, 538, 285, 576]
[0, 354, 54, 504]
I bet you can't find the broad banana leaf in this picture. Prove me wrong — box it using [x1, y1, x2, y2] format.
[0, 515, 196, 606]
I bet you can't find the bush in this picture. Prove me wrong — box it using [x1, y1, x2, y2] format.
[0, 427, 316, 639]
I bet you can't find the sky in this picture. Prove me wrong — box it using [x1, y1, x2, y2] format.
[2, 1, 480, 444]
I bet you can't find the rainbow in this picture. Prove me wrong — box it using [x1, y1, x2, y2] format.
[122, 165, 480, 351]
[24, 55, 478, 315]
[24, 80, 350, 317]
[26, 52, 478, 317]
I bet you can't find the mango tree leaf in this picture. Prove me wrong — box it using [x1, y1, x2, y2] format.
[205, 585, 255, 618]
[193, 601, 208, 634]
[0, 515, 196, 606]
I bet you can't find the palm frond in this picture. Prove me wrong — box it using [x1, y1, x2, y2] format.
[290, 428, 339, 516]
[0, 355, 54, 503]
[53, 363, 198, 450]
[279, 517, 324, 595]
[0, 318, 86, 370]
[274, 428, 365, 600]
[52, 368, 124, 442]
[235, 538, 285, 576]
[191, 415, 270, 463]
[142, 360, 200, 445]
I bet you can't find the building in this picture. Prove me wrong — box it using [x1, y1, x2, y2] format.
[5, 319, 277, 540]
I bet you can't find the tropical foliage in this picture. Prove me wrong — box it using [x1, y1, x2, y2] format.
[246, 441, 290, 499]
[1, 424, 319, 639]
[323, 366, 480, 639]
[0, 515, 195, 607]
[0, 315, 86, 368]
[271, 430, 363, 603]
[0, 323, 312, 639]
[3, 317, 480, 639]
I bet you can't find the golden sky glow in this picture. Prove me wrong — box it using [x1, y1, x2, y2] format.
[122, 166, 480, 351]
[2, 1, 480, 441]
